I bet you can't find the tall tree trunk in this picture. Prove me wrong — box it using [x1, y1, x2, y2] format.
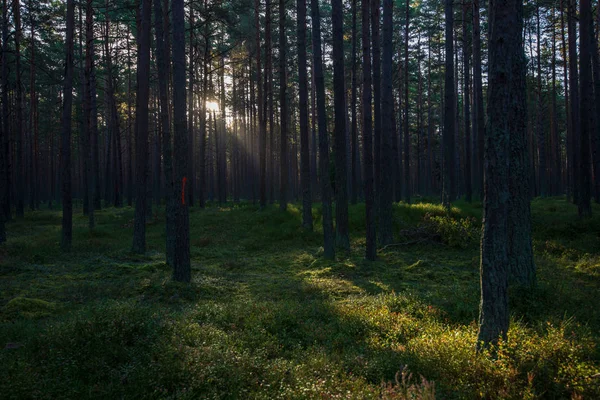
[311, 0, 335, 259]
[83, 0, 95, 229]
[154, 0, 175, 265]
[478, 0, 525, 347]
[187, 6, 195, 207]
[1, 0, 10, 221]
[463, 0, 472, 202]
[472, 0, 484, 200]
[362, 0, 376, 260]
[372, 0, 381, 214]
[297, 0, 312, 229]
[29, 1, 37, 210]
[568, 0, 580, 204]
[332, 0, 349, 249]
[591, 2, 600, 203]
[536, 6, 547, 197]
[61, 0, 75, 250]
[266, 0, 274, 204]
[579, 0, 593, 217]
[442, 0, 455, 208]
[132, 0, 151, 254]
[199, 18, 210, 208]
[14, 0, 23, 217]
[403, 0, 410, 203]
[379, 0, 394, 245]
[551, 6, 561, 196]
[350, 0, 358, 205]
[279, 0, 288, 210]
[255, 0, 267, 209]
[172, 0, 191, 281]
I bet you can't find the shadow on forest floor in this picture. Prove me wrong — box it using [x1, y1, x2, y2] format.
[1, 198, 599, 399]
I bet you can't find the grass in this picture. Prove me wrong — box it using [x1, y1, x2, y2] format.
[0, 198, 599, 399]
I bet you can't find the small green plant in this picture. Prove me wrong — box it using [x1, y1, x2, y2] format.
[423, 213, 480, 248]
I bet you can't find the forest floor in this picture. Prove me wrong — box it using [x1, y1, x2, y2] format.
[1, 198, 599, 399]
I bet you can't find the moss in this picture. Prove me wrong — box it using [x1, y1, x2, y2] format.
[2, 297, 58, 320]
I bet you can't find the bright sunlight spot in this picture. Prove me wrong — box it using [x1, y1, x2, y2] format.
[206, 101, 219, 112]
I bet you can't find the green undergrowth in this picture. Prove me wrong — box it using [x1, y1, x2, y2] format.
[0, 198, 599, 399]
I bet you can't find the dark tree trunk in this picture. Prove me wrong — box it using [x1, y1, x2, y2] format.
[378, 0, 394, 245]
[579, 0, 593, 217]
[187, 7, 195, 207]
[14, 0, 23, 217]
[172, 0, 191, 281]
[199, 8, 209, 208]
[154, 0, 175, 266]
[332, 0, 349, 249]
[508, 5, 535, 288]
[536, 7, 547, 198]
[551, 6, 561, 196]
[362, 0, 376, 260]
[350, 0, 358, 205]
[442, 0, 455, 208]
[463, 0, 472, 202]
[83, 0, 95, 229]
[279, 0, 288, 210]
[266, 0, 274, 205]
[372, 0, 381, 214]
[403, 0, 410, 204]
[561, 0, 571, 199]
[472, 0, 484, 200]
[591, 4, 600, 203]
[478, 0, 523, 347]
[311, 0, 335, 259]
[61, 0, 75, 251]
[256, 0, 266, 209]
[297, 0, 312, 230]
[568, 0, 580, 205]
[1, 0, 10, 221]
[132, 0, 151, 254]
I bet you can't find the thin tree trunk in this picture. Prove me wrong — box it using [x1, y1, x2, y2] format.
[61, 0, 75, 250]
[14, 0, 23, 217]
[403, 0, 410, 203]
[298, 0, 312, 229]
[311, 0, 335, 259]
[362, 0, 376, 260]
[442, 0, 455, 208]
[579, 0, 593, 217]
[463, 0, 472, 202]
[472, 0, 484, 200]
[132, 0, 152, 254]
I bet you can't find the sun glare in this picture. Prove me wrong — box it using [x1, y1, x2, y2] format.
[206, 101, 220, 112]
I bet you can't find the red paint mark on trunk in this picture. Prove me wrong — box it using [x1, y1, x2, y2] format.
[181, 177, 187, 205]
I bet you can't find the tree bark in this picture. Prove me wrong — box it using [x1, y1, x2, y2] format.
[297, 0, 312, 229]
[442, 0, 455, 208]
[332, 0, 349, 249]
[579, 0, 593, 217]
[132, 0, 152, 254]
[362, 0, 376, 260]
[172, 0, 191, 281]
[311, 0, 335, 259]
[61, 0, 75, 251]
